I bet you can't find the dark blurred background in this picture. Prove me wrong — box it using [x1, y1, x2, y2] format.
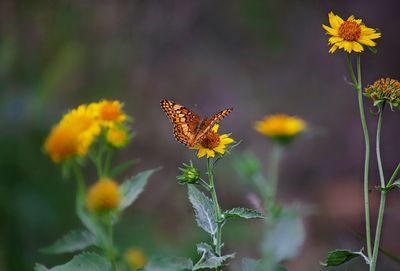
[0, 0, 399, 270]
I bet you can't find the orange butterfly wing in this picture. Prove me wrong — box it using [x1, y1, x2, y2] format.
[192, 108, 233, 146]
[160, 99, 200, 146]
[160, 99, 233, 147]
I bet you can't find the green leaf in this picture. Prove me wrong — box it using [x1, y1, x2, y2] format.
[41, 230, 96, 254]
[276, 266, 288, 271]
[223, 208, 264, 220]
[321, 249, 361, 267]
[119, 168, 160, 210]
[262, 211, 305, 263]
[109, 159, 140, 178]
[34, 252, 112, 271]
[193, 243, 235, 270]
[141, 257, 193, 271]
[187, 185, 217, 235]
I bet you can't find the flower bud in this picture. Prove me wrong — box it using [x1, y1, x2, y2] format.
[176, 161, 200, 184]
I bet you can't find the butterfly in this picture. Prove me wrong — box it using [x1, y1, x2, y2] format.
[160, 99, 233, 147]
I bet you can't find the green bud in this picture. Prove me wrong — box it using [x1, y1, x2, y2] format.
[176, 161, 200, 184]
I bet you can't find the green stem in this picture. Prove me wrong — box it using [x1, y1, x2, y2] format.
[106, 219, 118, 271]
[370, 193, 386, 271]
[376, 104, 385, 187]
[207, 158, 223, 270]
[265, 144, 282, 213]
[370, 104, 386, 271]
[347, 53, 372, 259]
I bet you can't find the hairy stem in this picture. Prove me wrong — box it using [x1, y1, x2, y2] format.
[207, 158, 223, 270]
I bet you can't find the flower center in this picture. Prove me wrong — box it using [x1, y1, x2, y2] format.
[338, 21, 361, 41]
[200, 131, 220, 149]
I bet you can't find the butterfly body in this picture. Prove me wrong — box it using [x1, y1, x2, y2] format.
[160, 99, 233, 147]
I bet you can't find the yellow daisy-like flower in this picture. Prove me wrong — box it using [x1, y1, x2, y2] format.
[193, 125, 234, 158]
[86, 179, 121, 213]
[322, 11, 381, 53]
[254, 114, 306, 144]
[124, 248, 147, 270]
[106, 126, 129, 148]
[44, 104, 101, 163]
[93, 100, 128, 127]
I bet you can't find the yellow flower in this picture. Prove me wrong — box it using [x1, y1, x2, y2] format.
[124, 248, 147, 270]
[322, 12, 381, 53]
[86, 179, 121, 213]
[44, 104, 101, 163]
[94, 100, 127, 127]
[106, 126, 129, 148]
[365, 78, 400, 109]
[193, 125, 234, 158]
[44, 123, 81, 163]
[254, 114, 306, 144]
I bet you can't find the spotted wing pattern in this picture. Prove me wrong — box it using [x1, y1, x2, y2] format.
[160, 99, 200, 146]
[160, 99, 233, 147]
[192, 108, 233, 145]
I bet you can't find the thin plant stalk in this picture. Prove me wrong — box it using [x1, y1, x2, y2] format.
[106, 219, 118, 271]
[265, 143, 283, 213]
[346, 53, 372, 259]
[370, 103, 386, 271]
[207, 158, 223, 270]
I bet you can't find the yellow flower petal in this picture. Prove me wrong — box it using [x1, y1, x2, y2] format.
[197, 148, 207, 158]
[328, 36, 344, 44]
[212, 124, 219, 133]
[322, 24, 338, 36]
[206, 149, 215, 158]
[328, 12, 342, 29]
[352, 42, 364, 52]
[357, 37, 376, 46]
[213, 145, 225, 154]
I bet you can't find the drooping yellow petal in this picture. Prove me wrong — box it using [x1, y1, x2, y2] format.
[352, 42, 364, 52]
[329, 45, 338, 53]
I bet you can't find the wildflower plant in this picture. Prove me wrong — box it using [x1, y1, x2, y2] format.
[322, 12, 400, 271]
[153, 100, 264, 271]
[235, 114, 307, 271]
[36, 100, 158, 271]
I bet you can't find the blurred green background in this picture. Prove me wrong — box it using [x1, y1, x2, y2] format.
[1, 0, 399, 270]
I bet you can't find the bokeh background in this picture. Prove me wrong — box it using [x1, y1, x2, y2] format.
[1, 0, 399, 270]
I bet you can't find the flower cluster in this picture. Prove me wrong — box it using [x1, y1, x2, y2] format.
[322, 12, 381, 53]
[254, 114, 306, 144]
[193, 124, 234, 158]
[44, 100, 130, 163]
[364, 78, 400, 109]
